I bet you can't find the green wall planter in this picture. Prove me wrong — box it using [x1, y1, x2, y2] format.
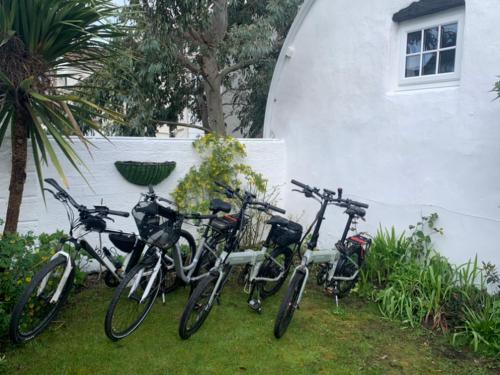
[114, 161, 176, 186]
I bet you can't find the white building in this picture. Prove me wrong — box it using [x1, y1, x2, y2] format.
[264, 0, 500, 267]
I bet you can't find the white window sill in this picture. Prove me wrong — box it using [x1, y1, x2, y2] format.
[394, 77, 460, 93]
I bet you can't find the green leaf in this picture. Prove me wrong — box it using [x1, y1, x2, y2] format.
[27, 106, 68, 187]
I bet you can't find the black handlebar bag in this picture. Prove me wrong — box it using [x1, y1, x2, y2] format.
[132, 201, 183, 249]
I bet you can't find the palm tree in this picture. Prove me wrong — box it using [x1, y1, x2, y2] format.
[0, 0, 122, 234]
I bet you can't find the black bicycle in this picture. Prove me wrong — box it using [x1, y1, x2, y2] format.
[9, 178, 134, 344]
[274, 179, 371, 338]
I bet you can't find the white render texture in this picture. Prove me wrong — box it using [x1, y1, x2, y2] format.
[0, 137, 286, 237]
[264, 0, 500, 267]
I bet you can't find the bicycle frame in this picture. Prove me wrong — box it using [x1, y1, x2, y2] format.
[286, 183, 367, 307]
[38, 180, 144, 304]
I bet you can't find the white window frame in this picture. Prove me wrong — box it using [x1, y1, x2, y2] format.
[398, 8, 465, 88]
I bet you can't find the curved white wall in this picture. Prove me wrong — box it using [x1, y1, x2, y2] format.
[265, 0, 500, 266]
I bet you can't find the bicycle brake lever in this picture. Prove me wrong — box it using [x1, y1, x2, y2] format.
[104, 216, 115, 223]
[43, 188, 57, 199]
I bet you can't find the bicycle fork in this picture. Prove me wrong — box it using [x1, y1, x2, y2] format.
[37, 251, 73, 304]
[128, 249, 162, 304]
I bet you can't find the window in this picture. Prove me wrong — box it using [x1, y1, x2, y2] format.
[405, 23, 457, 78]
[398, 9, 464, 87]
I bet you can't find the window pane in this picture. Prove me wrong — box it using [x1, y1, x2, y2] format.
[407, 31, 422, 54]
[405, 55, 421, 77]
[422, 52, 437, 75]
[438, 49, 456, 73]
[440, 23, 458, 48]
[424, 27, 438, 50]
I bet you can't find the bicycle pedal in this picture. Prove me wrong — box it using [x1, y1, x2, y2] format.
[248, 299, 262, 313]
[325, 287, 335, 295]
[161, 293, 165, 304]
[335, 295, 339, 308]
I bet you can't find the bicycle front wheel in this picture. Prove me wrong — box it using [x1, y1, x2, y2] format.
[9, 255, 74, 344]
[258, 246, 293, 299]
[274, 270, 305, 339]
[104, 260, 161, 341]
[178, 273, 218, 339]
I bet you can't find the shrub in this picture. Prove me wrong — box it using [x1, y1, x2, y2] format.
[359, 214, 500, 355]
[453, 298, 500, 356]
[0, 223, 85, 338]
[172, 134, 267, 213]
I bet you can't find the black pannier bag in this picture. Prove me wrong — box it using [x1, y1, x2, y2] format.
[109, 233, 137, 253]
[132, 201, 183, 248]
[268, 220, 303, 247]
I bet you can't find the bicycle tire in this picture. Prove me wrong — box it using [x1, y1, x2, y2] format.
[9, 255, 74, 344]
[334, 246, 361, 298]
[258, 246, 293, 299]
[104, 260, 161, 341]
[178, 273, 218, 339]
[274, 270, 305, 339]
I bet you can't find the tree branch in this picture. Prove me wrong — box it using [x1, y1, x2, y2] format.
[155, 120, 211, 133]
[220, 58, 262, 78]
[176, 53, 202, 75]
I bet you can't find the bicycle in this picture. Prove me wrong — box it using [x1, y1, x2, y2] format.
[178, 181, 291, 339]
[273, 179, 371, 339]
[104, 185, 233, 341]
[9, 178, 151, 344]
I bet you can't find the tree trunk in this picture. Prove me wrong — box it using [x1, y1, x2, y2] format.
[4, 111, 29, 234]
[204, 77, 225, 135]
[202, 53, 226, 135]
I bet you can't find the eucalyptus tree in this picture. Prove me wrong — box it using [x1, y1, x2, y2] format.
[143, 0, 302, 135]
[0, 0, 121, 233]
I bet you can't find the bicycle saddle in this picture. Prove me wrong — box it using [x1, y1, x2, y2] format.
[346, 207, 366, 218]
[210, 199, 231, 214]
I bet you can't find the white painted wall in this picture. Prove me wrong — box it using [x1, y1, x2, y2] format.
[264, 0, 500, 267]
[0, 137, 286, 237]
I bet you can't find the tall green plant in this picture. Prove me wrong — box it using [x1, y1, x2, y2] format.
[172, 134, 266, 212]
[0, 0, 122, 233]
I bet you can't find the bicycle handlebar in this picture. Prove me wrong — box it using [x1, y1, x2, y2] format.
[252, 201, 286, 214]
[44, 178, 80, 208]
[291, 179, 308, 189]
[107, 209, 130, 218]
[267, 203, 286, 214]
[347, 200, 369, 209]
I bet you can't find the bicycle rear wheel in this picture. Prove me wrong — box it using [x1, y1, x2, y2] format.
[334, 247, 361, 298]
[178, 273, 218, 339]
[104, 259, 161, 341]
[274, 270, 305, 339]
[9, 255, 74, 344]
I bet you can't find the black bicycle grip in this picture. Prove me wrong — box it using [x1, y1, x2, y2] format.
[291, 179, 308, 189]
[349, 200, 369, 209]
[268, 204, 286, 214]
[107, 209, 130, 218]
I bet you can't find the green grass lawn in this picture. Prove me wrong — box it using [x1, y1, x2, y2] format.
[1, 278, 498, 375]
